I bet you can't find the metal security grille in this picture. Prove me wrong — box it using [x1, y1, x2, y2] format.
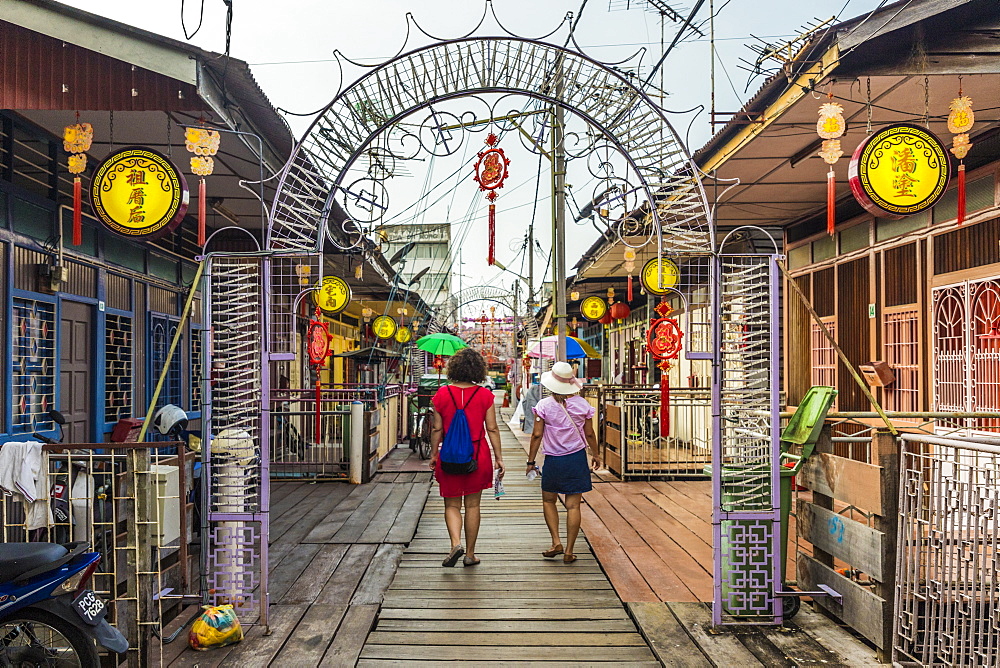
[148, 314, 182, 414]
[810, 318, 837, 394]
[894, 434, 1000, 666]
[11, 298, 55, 433]
[204, 256, 266, 621]
[190, 326, 203, 413]
[884, 308, 920, 413]
[712, 254, 780, 625]
[932, 278, 1000, 433]
[104, 314, 133, 423]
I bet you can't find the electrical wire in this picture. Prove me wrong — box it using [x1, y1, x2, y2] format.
[180, 0, 205, 40]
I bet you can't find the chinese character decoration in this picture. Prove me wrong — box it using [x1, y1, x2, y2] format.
[646, 301, 683, 437]
[185, 125, 221, 246]
[306, 307, 333, 447]
[817, 98, 846, 236]
[623, 248, 637, 301]
[947, 82, 975, 225]
[472, 132, 510, 265]
[63, 117, 93, 246]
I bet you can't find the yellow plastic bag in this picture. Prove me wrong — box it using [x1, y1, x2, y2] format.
[188, 604, 243, 651]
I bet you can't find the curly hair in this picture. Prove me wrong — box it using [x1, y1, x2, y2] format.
[446, 347, 487, 384]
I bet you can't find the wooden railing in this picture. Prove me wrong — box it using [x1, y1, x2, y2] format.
[795, 426, 899, 661]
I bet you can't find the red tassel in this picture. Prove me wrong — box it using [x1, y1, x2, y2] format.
[659, 372, 670, 438]
[627, 275, 633, 302]
[488, 203, 496, 265]
[72, 177, 82, 246]
[198, 178, 207, 247]
[957, 163, 967, 225]
[827, 168, 836, 236]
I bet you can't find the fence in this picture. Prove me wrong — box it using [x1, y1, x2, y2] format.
[598, 386, 712, 478]
[0, 441, 191, 667]
[270, 386, 409, 481]
[893, 433, 1000, 666]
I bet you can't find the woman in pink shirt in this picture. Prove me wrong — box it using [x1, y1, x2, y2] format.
[525, 362, 600, 563]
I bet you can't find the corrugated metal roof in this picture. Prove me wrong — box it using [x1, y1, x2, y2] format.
[0, 19, 202, 111]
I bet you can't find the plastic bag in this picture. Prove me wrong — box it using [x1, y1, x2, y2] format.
[188, 605, 243, 651]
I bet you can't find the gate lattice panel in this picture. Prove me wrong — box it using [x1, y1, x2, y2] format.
[712, 254, 781, 625]
[204, 256, 267, 620]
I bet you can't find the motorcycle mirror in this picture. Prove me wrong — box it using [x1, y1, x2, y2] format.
[49, 410, 67, 425]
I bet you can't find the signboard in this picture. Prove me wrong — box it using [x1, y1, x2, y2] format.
[313, 276, 351, 314]
[394, 326, 412, 344]
[90, 147, 189, 239]
[372, 315, 397, 339]
[640, 257, 680, 295]
[580, 296, 608, 321]
[849, 124, 951, 219]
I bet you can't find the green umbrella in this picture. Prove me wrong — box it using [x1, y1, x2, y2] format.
[414, 332, 468, 356]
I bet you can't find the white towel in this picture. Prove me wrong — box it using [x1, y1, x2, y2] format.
[0, 441, 53, 531]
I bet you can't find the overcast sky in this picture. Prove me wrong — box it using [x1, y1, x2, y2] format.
[65, 0, 883, 297]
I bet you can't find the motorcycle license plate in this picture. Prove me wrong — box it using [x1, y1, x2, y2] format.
[71, 590, 107, 626]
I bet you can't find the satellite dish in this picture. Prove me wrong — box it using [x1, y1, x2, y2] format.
[409, 267, 430, 286]
[389, 242, 415, 265]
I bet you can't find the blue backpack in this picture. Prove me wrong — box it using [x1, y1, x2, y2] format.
[439, 387, 481, 475]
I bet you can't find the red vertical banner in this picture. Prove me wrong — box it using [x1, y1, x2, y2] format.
[826, 168, 836, 236]
[957, 163, 967, 225]
[488, 204, 496, 265]
[198, 178, 207, 247]
[72, 177, 83, 246]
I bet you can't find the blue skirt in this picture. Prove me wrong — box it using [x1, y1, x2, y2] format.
[540, 449, 592, 495]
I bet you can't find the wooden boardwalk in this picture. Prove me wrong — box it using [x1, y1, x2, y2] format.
[152, 475, 432, 667]
[359, 427, 660, 666]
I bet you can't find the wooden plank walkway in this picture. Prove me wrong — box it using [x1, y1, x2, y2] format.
[152, 472, 432, 667]
[359, 426, 659, 666]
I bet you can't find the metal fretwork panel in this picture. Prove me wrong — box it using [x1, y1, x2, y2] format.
[712, 254, 781, 625]
[204, 256, 267, 618]
[894, 434, 1000, 666]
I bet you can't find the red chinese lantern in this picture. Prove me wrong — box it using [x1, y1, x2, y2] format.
[599, 311, 613, 326]
[610, 302, 631, 321]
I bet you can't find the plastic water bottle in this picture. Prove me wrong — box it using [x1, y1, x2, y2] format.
[526, 468, 538, 482]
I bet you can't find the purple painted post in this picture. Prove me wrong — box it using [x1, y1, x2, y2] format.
[769, 257, 782, 624]
[259, 256, 272, 630]
[710, 255, 724, 627]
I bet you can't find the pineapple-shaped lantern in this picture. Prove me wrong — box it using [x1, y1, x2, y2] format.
[63, 118, 94, 246]
[817, 100, 846, 236]
[947, 86, 975, 224]
[185, 126, 221, 246]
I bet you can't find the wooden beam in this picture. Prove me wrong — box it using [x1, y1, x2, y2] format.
[796, 500, 884, 580]
[797, 553, 886, 649]
[797, 452, 884, 515]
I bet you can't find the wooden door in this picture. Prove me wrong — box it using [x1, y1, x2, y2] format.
[60, 300, 94, 443]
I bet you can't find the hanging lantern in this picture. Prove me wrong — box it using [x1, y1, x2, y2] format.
[610, 302, 631, 321]
[606, 287, 616, 306]
[570, 290, 580, 301]
[817, 100, 846, 236]
[185, 125, 221, 246]
[647, 301, 683, 438]
[947, 85, 975, 225]
[472, 132, 510, 265]
[355, 263, 363, 280]
[623, 248, 637, 302]
[599, 310, 613, 326]
[63, 119, 93, 246]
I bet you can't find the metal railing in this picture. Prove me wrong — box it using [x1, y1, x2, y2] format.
[893, 433, 1000, 666]
[0, 441, 190, 667]
[600, 385, 713, 478]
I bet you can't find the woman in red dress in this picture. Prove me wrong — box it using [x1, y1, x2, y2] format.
[430, 348, 505, 567]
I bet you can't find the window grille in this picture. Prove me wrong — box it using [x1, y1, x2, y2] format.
[11, 298, 55, 433]
[191, 326, 203, 413]
[148, 314, 183, 415]
[104, 315, 133, 423]
[810, 318, 837, 405]
[883, 308, 920, 413]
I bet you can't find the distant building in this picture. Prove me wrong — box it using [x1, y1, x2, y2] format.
[382, 223, 454, 323]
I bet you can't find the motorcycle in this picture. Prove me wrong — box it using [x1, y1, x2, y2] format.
[0, 541, 128, 666]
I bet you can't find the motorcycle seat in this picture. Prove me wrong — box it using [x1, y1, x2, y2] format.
[0, 543, 69, 582]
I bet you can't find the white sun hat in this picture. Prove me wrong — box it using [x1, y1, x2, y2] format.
[540, 361, 584, 395]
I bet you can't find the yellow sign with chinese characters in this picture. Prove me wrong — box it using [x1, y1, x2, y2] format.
[313, 276, 352, 314]
[580, 296, 607, 321]
[372, 316, 397, 339]
[395, 326, 412, 344]
[640, 257, 680, 295]
[849, 124, 951, 218]
[90, 147, 188, 239]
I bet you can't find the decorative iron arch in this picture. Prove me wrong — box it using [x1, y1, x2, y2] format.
[426, 284, 539, 343]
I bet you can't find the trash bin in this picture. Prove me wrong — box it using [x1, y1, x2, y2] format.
[706, 385, 837, 618]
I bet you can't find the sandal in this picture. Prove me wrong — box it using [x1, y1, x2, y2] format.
[542, 544, 564, 558]
[563, 553, 577, 564]
[463, 556, 481, 566]
[442, 545, 465, 567]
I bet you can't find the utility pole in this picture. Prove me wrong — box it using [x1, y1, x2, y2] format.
[552, 57, 568, 363]
[527, 227, 534, 312]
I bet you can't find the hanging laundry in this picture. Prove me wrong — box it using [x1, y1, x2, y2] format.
[0, 441, 53, 531]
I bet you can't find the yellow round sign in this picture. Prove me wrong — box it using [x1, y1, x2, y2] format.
[90, 147, 189, 239]
[313, 276, 352, 314]
[372, 315, 397, 339]
[580, 296, 608, 322]
[640, 258, 680, 295]
[395, 326, 412, 344]
[849, 124, 951, 219]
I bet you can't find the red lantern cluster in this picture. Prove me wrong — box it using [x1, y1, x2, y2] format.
[610, 302, 631, 321]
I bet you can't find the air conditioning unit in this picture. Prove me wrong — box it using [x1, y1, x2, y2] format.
[149, 465, 181, 546]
